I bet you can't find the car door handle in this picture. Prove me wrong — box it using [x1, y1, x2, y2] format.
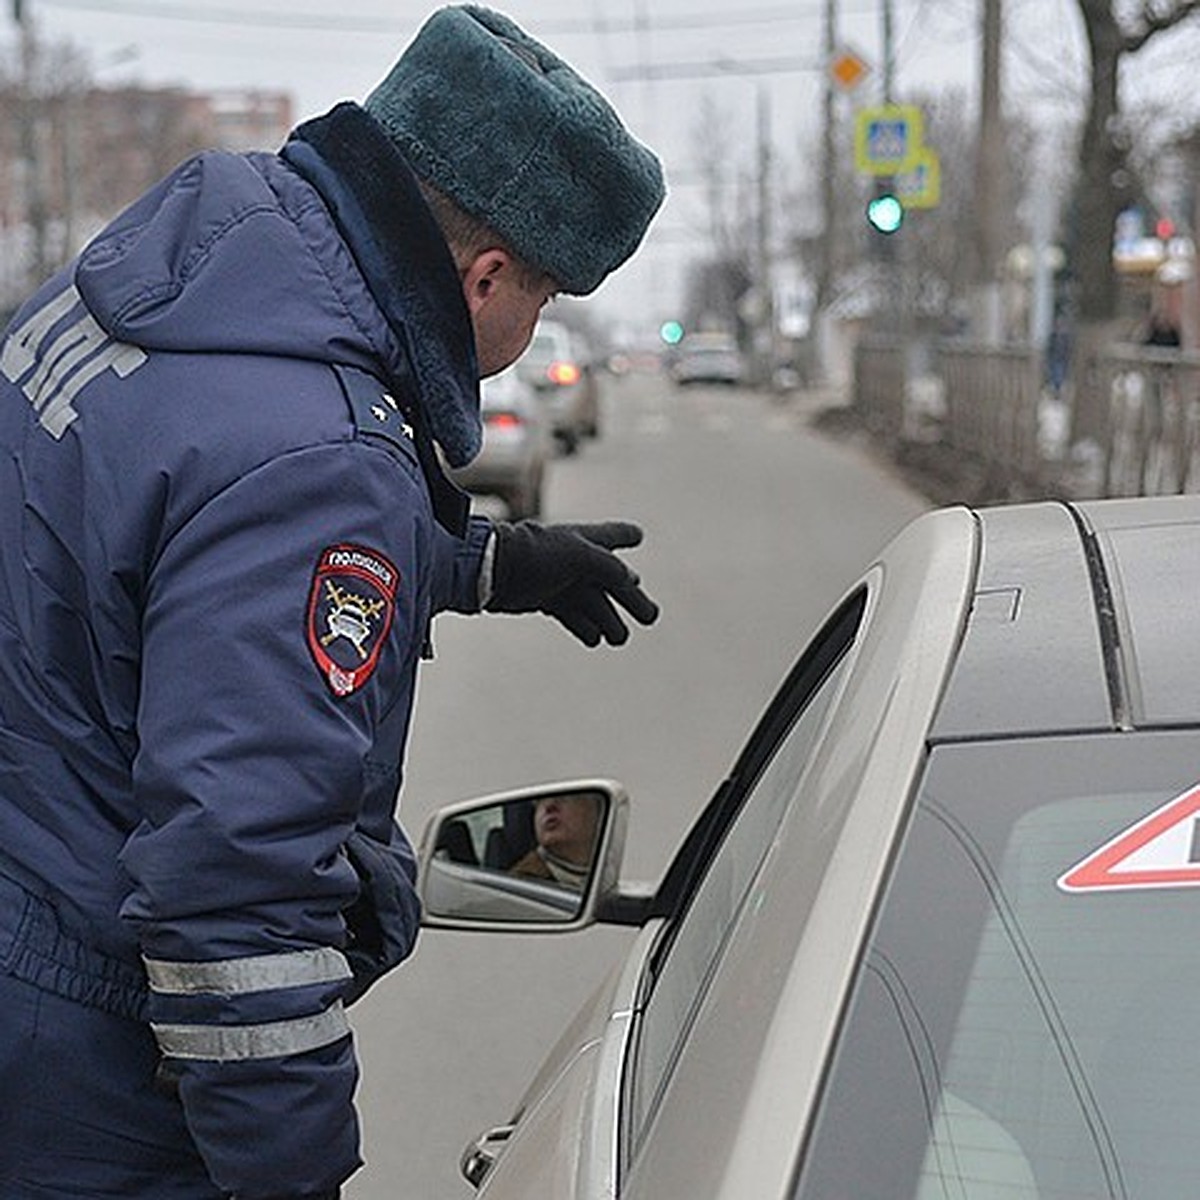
[460, 1123, 517, 1189]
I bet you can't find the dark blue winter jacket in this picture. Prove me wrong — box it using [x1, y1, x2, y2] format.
[0, 102, 489, 1197]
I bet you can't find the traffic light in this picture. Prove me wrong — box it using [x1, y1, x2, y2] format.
[659, 319, 684, 346]
[866, 190, 904, 235]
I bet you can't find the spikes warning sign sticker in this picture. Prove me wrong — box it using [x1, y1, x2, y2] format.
[1058, 782, 1200, 893]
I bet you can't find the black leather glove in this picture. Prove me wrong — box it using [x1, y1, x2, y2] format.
[486, 521, 659, 647]
[342, 827, 421, 1006]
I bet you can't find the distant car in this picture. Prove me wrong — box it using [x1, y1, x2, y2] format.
[449, 366, 548, 520]
[418, 494, 1200, 1199]
[516, 319, 600, 453]
[670, 333, 745, 386]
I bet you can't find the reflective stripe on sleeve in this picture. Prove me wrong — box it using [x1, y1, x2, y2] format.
[143, 947, 351, 997]
[150, 1000, 351, 1061]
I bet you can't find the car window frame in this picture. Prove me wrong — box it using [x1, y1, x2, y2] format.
[620, 587, 868, 1176]
[645, 587, 867, 926]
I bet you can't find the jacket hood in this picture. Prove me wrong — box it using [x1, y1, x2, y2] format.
[73, 106, 482, 466]
[282, 105, 481, 466]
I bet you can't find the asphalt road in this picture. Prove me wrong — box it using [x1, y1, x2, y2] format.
[344, 369, 930, 1199]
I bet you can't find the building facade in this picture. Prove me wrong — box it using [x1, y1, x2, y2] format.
[0, 84, 294, 313]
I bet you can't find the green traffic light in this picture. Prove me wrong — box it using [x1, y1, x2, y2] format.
[866, 193, 904, 234]
[659, 320, 685, 346]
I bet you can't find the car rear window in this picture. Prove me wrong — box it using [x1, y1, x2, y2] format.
[792, 730, 1200, 1200]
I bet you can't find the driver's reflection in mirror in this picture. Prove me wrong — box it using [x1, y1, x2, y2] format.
[508, 793, 601, 891]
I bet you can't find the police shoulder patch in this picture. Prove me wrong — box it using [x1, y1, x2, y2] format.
[307, 544, 398, 697]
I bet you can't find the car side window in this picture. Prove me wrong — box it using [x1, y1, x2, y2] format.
[626, 591, 865, 1159]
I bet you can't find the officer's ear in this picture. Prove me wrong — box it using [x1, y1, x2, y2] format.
[461, 249, 516, 318]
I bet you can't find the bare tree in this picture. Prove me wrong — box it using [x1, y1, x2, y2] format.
[1073, 0, 1200, 321]
[779, 87, 1032, 336]
[902, 89, 1034, 329]
[1, 18, 220, 301]
[1070, 1, 1200, 439]
[683, 90, 757, 336]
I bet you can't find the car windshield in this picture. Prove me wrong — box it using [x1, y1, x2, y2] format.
[524, 327, 570, 362]
[793, 731, 1200, 1200]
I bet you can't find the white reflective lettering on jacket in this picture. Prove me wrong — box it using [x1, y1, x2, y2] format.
[0, 285, 146, 438]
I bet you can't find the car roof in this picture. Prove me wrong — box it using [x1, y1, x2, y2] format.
[1079, 494, 1200, 726]
[930, 495, 1200, 741]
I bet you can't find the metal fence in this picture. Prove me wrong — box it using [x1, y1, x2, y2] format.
[938, 343, 1045, 491]
[1090, 348, 1200, 497]
[852, 336, 907, 441]
[852, 335, 1200, 501]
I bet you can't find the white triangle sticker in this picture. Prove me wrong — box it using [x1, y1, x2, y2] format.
[1058, 782, 1200, 893]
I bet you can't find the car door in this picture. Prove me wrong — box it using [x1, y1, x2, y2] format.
[474, 590, 867, 1200]
[475, 507, 977, 1200]
[621, 508, 977, 1199]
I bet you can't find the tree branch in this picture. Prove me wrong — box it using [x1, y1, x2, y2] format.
[1124, 1, 1200, 54]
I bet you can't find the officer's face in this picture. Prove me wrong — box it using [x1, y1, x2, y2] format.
[461, 249, 558, 378]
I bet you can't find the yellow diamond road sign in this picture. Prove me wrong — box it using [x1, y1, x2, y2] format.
[831, 49, 869, 91]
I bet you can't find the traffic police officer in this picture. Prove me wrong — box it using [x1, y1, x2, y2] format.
[0, 7, 664, 1197]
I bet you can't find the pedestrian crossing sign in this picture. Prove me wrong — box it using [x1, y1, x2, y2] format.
[896, 147, 941, 210]
[854, 104, 924, 176]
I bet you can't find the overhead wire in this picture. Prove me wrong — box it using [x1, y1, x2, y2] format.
[33, 0, 909, 36]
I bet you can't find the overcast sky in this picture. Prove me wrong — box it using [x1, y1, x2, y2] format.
[13, 0, 1200, 332]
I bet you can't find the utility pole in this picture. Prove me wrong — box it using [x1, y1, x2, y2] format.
[817, 0, 838, 314]
[15, 0, 49, 287]
[881, 0, 894, 103]
[973, 0, 1005, 344]
[876, 0, 901, 332]
[755, 86, 774, 385]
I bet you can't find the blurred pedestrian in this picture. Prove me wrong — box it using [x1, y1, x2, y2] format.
[0, 6, 663, 1198]
[1144, 309, 1181, 348]
[1045, 308, 1072, 397]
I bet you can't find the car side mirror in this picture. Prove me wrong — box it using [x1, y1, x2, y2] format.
[416, 780, 628, 932]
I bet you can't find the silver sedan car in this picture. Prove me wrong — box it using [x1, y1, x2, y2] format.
[516, 319, 600, 454]
[419, 494, 1200, 1199]
[448, 366, 550, 520]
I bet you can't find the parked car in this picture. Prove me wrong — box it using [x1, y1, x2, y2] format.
[448, 366, 548, 519]
[669, 331, 745, 386]
[418, 494, 1200, 1199]
[516, 318, 600, 453]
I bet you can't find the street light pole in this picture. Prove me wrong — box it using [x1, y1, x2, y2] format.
[875, 0, 902, 335]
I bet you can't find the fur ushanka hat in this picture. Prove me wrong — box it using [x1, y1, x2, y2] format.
[365, 5, 665, 295]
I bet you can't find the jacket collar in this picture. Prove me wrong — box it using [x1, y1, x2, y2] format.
[282, 102, 482, 468]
